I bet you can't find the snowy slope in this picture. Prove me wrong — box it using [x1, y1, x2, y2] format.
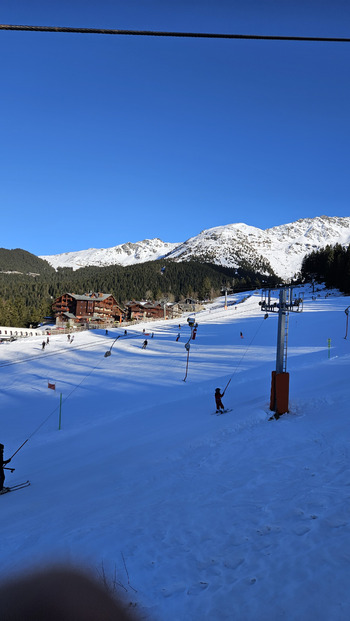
[1, 286, 350, 620]
[166, 216, 350, 279]
[40, 238, 179, 271]
[40, 216, 350, 280]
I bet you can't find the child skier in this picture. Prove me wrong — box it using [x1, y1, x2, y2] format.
[215, 388, 225, 413]
[0, 444, 12, 493]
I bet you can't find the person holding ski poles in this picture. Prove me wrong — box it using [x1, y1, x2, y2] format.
[0, 444, 12, 493]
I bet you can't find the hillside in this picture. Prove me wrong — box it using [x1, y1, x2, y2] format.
[39, 216, 350, 280]
[40, 239, 179, 272]
[1, 285, 350, 620]
[166, 216, 350, 279]
[0, 259, 279, 328]
[0, 248, 55, 276]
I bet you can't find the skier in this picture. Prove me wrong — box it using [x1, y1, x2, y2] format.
[70, 335, 74, 344]
[240, 331, 243, 339]
[42, 340, 46, 350]
[124, 330, 127, 335]
[142, 339, 148, 349]
[46, 336, 50, 345]
[176, 333, 180, 341]
[214, 388, 225, 414]
[0, 444, 12, 493]
[67, 334, 71, 342]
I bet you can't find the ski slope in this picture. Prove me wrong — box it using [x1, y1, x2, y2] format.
[1, 286, 350, 620]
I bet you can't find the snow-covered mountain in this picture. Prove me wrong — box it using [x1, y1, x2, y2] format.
[40, 216, 350, 280]
[40, 238, 179, 271]
[166, 216, 350, 280]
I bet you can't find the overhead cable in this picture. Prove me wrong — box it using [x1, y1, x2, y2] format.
[0, 23, 350, 43]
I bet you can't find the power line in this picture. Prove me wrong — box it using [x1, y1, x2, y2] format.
[0, 23, 350, 43]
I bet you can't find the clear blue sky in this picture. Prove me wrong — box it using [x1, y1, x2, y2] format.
[1, 0, 350, 255]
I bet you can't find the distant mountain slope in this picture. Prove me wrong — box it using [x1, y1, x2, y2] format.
[40, 238, 179, 271]
[166, 216, 350, 280]
[165, 223, 277, 276]
[40, 216, 350, 280]
[0, 248, 55, 276]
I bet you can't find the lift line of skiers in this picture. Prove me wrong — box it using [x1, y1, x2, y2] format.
[41, 334, 75, 350]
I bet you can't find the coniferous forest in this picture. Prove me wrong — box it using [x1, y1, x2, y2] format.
[0, 249, 281, 327]
[301, 243, 350, 294]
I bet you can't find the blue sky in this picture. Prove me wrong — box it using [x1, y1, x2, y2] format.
[1, 0, 350, 256]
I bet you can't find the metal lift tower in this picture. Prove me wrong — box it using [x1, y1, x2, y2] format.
[260, 287, 303, 418]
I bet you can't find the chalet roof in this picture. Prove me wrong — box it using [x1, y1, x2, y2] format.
[125, 300, 147, 307]
[66, 292, 113, 301]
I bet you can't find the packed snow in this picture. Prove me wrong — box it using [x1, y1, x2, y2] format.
[1, 285, 350, 620]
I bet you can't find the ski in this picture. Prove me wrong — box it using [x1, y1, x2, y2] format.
[211, 408, 232, 416]
[0, 480, 30, 495]
[217, 408, 232, 416]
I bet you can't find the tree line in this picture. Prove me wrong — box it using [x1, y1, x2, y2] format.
[0, 249, 280, 327]
[301, 243, 350, 293]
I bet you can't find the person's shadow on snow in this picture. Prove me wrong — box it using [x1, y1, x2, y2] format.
[0, 565, 140, 621]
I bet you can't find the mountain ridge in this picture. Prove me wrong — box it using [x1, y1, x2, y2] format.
[39, 216, 350, 280]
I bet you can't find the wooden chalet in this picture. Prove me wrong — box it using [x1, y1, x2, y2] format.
[52, 292, 124, 325]
[125, 300, 170, 321]
[172, 298, 204, 313]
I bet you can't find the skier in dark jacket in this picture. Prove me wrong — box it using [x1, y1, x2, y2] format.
[214, 388, 225, 413]
[0, 444, 11, 492]
[142, 339, 148, 349]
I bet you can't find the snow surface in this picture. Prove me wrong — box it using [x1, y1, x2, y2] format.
[1, 286, 350, 620]
[166, 217, 350, 280]
[40, 238, 179, 271]
[39, 216, 350, 280]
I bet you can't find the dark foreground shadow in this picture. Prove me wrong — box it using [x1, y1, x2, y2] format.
[0, 566, 140, 621]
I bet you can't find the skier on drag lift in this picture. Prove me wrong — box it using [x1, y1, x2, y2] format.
[214, 388, 225, 414]
[0, 444, 12, 494]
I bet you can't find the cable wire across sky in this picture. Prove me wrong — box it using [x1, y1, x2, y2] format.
[1, 23, 350, 43]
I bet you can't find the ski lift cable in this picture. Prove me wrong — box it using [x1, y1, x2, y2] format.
[9, 345, 113, 460]
[0, 329, 143, 369]
[9, 329, 151, 458]
[222, 315, 267, 395]
[0, 338, 105, 368]
[1, 23, 350, 43]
